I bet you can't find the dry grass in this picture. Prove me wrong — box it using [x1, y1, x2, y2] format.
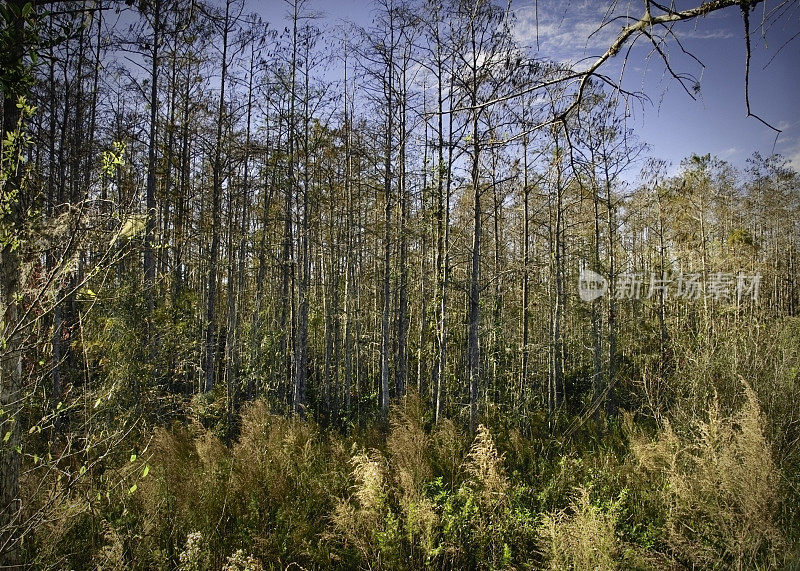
[538, 486, 619, 570]
[465, 423, 509, 504]
[633, 384, 785, 569]
[330, 448, 395, 565]
[387, 394, 433, 498]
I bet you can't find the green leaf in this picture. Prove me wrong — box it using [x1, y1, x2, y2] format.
[130, 453, 137, 462]
[2, 431, 10, 443]
[141, 464, 150, 478]
[94, 397, 102, 409]
[79, 465, 87, 475]
[111, 214, 146, 246]
[128, 484, 137, 494]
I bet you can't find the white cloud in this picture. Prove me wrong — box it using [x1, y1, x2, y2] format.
[784, 138, 800, 171]
[510, 0, 734, 65]
[511, 0, 638, 62]
[679, 29, 734, 41]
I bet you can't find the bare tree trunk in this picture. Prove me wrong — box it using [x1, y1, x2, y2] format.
[0, 2, 27, 560]
[520, 129, 530, 409]
[656, 183, 668, 375]
[590, 144, 603, 418]
[342, 54, 354, 417]
[434, 85, 453, 424]
[468, 109, 481, 433]
[380, 22, 395, 415]
[548, 129, 565, 428]
[252, 114, 278, 400]
[417, 95, 429, 398]
[225, 166, 238, 437]
[293, 8, 311, 419]
[280, 98, 295, 410]
[46, 17, 63, 412]
[226, 33, 255, 418]
[172, 63, 191, 307]
[160, 44, 178, 281]
[203, 0, 231, 393]
[144, 0, 161, 318]
[604, 165, 617, 416]
[431, 37, 446, 422]
[396, 61, 408, 401]
[491, 149, 503, 418]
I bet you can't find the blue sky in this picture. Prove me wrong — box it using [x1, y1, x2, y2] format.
[259, 0, 800, 173]
[509, 0, 800, 172]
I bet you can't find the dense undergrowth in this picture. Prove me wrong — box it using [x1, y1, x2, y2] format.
[14, 318, 800, 569]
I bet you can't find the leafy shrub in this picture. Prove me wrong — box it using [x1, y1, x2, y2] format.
[431, 417, 467, 487]
[136, 404, 346, 568]
[387, 396, 440, 564]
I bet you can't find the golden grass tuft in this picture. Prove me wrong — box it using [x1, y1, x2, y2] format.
[466, 423, 508, 502]
[633, 384, 785, 568]
[387, 393, 433, 498]
[538, 487, 619, 570]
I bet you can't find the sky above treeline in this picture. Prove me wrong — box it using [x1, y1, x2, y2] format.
[256, 0, 800, 175]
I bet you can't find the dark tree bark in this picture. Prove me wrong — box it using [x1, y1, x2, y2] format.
[144, 0, 162, 318]
[0, 1, 29, 562]
[379, 5, 395, 414]
[203, 0, 232, 393]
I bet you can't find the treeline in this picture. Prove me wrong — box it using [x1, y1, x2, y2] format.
[12, 0, 800, 424]
[1, 0, 799, 567]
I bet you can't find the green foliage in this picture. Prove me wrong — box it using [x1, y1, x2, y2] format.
[433, 424, 538, 570]
[0, 95, 35, 248]
[0, 4, 41, 100]
[101, 141, 126, 177]
[330, 407, 538, 570]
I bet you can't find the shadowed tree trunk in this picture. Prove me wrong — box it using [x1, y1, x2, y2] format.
[204, 0, 232, 393]
[144, 0, 161, 320]
[0, 1, 28, 561]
